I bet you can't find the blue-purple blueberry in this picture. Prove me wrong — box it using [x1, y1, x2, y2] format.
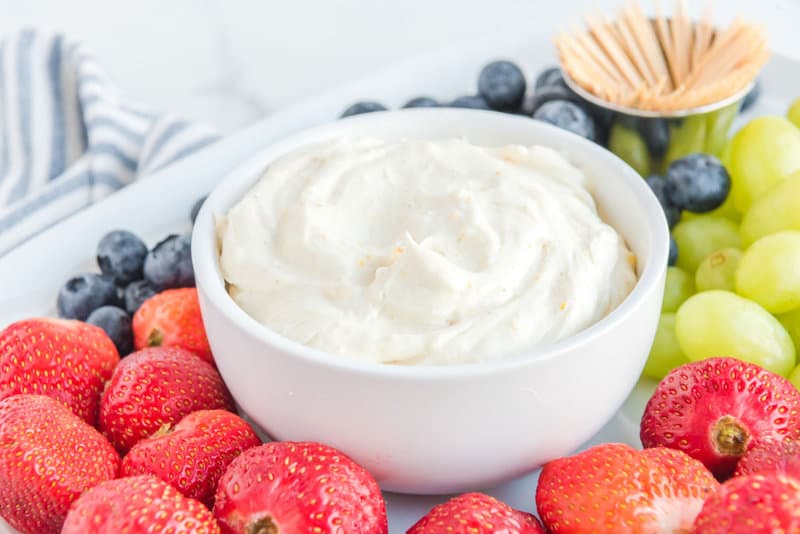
[529, 85, 583, 115]
[96, 230, 148, 285]
[534, 66, 568, 91]
[85, 305, 133, 355]
[645, 175, 682, 229]
[532, 100, 596, 141]
[143, 234, 194, 291]
[403, 97, 439, 108]
[637, 118, 670, 159]
[477, 60, 526, 111]
[664, 153, 731, 213]
[123, 280, 158, 315]
[340, 101, 387, 118]
[57, 273, 121, 320]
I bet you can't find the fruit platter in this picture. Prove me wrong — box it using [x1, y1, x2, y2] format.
[3, 2, 800, 532]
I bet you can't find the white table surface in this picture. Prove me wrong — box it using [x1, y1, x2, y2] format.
[0, 0, 797, 134]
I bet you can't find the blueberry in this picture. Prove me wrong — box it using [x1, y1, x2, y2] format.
[143, 234, 194, 291]
[583, 104, 616, 147]
[532, 100, 596, 141]
[123, 280, 157, 315]
[449, 95, 491, 110]
[668, 236, 678, 266]
[665, 154, 731, 213]
[534, 66, 568, 91]
[645, 175, 682, 228]
[532, 69, 612, 135]
[57, 273, 121, 320]
[616, 113, 640, 131]
[589, 104, 616, 130]
[529, 85, 583, 116]
[402, 97, 439, 108]
[190, 195, 207, 224]
[96, 230, 148, 285]
[85, 306, 133, 355]
[477, 60, 526, 111]
[340, 101, 387, 118]
[637, 118, 670, 159]
[740, 79, 761, 113]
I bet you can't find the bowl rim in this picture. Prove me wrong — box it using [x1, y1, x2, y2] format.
[192, 108, 669, 379]
[561, 68, 753, 118]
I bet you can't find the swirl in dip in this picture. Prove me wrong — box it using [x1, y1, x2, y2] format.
[217, 138, 637, 365]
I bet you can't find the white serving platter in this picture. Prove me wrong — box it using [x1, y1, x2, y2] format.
[1, 30, 798, 533]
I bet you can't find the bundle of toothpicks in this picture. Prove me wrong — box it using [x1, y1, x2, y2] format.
[556, 0, 769, 112]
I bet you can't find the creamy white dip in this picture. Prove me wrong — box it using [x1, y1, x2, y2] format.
[217, 138, 637, 365]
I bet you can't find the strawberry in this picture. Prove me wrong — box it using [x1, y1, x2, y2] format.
[62, 474, 220, 534]
[535, 443, 718, 533]
[0, 394, 120, 534]
[99, 346, 235, 453]
[640, 357, 800, 479]
[0, 318, 119, 424]
[734, 438, 800, 478]
[408, 492, 546, 534]
[691, 473, 800, 533]
[132, 287, 213, 364]
[120, 409, 261, 507]
[214, 441, 388, 534]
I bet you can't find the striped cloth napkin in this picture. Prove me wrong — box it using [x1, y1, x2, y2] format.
[0, 30, 219, 256]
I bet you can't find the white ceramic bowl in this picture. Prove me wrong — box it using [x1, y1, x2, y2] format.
[192, 109, 669, 494]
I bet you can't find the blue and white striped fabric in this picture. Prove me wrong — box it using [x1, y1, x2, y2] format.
[0, 30, 220, 255]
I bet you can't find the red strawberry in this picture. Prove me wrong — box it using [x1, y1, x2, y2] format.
[133, 287, 213, 364]
[640, 357, 800, 479]
[535, 443, 718, 533]
[734, 438, 800, 478]
[120, 409, 261, 507]
[62, 474, 220, 534]
[0, 318, 119, 423]
[99, 346, 235, 453]
[408, 492, 545, 534]
[214, 441, 388, 534]
[691, 473, 800, 533]
[0, 394, 120, 534]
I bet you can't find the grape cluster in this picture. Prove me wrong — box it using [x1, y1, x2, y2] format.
[646, 97, 800, 387]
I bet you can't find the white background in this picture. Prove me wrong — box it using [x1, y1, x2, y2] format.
[0, 0, 797, 133]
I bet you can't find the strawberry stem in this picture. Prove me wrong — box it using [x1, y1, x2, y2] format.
[712, 415, 750, 457]
[246, 516, 278, 534]
[146, 328, 164, 347]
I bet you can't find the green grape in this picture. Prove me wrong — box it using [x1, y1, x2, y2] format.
[790, 364, 800, 391]
[664, 114, 707, 166]
[643, 313, 689, 379]
[608, 122, 651, 176]
[788, 97, 800, 129]
[663, 266, 695, 312]
[729, 116, 800, 212]
[741, 170, 800, 246]
[695, 247, 742, 292]
[735, 231, 800, 314]
[675, 290, 796, 377]
[777, 308, 800, 356]
[671, 216, 741, 273]
[704, 102, 740, 157]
